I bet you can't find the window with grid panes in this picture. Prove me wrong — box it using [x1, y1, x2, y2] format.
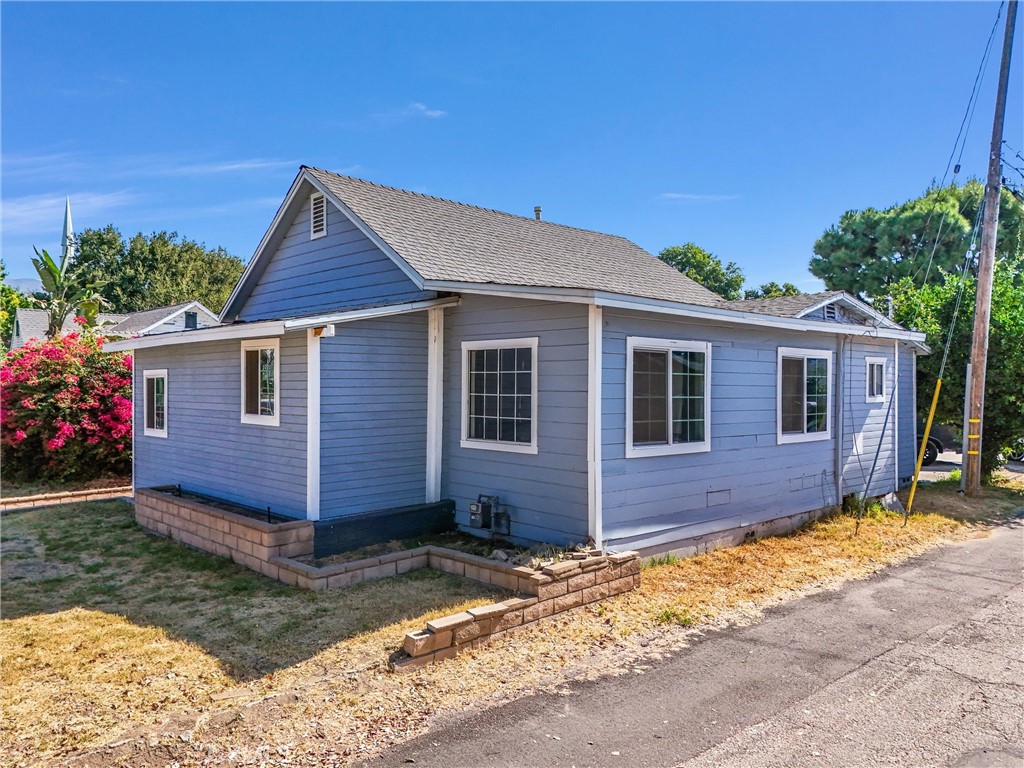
[466, 345, 533, 445]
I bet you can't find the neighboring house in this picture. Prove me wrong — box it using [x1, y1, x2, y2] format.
[103, 301, 219, 338]
[9, 308, 128, 350]
[9, 302, 218, 350]
[106, 166, 927, 555]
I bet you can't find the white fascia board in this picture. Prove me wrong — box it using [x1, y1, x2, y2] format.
[283, 297, 460, 330]
[593, 292, 928, 344]
[220, 171, 308, 323]
[306, 173, 426, 291]
[103, 320, 287, 352]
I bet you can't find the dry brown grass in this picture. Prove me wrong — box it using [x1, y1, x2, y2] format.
[1, 479, 1020, 767]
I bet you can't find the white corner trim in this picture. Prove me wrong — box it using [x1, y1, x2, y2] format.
[142, 369, 168, 438]
[587, 305, 603, 548]
[459, 336, 539, 455]
[893, 341, 899, 490]
[865, 356, 887, 403]
[306, 330, 320, 521]
[624, 336, 712, 459]
[240, 337, 281, 427]
[777, 346, 833, 445]
[426, 307, 444, 502]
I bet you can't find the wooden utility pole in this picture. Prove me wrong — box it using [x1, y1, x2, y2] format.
[965, 0, 1018, 496]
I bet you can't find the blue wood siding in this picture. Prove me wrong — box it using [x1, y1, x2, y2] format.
[441, 295, 590, 546]
[897, 347, 918, 485]
[237, 196, 434, 322]
[600, 309, 839, 552]
[840, 340, 898, 497]
[319, 314, 429, 517]
[133, 332, 308, 518]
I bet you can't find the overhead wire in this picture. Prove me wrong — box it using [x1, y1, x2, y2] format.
[909, 1, 1004, 285]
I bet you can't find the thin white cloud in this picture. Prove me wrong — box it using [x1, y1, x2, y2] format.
[163, 158, 298, 176]
[339, 102, 448, 129]
[2, 191, 137, 236]
[658, 192, 740, 203]
[2, 150, 300, 183]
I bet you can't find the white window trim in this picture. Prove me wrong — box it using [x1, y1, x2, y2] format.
[310, 192, 327, 239]
[460, 337, 539, 455]
[142, 369, 168, 438]
[865, 356, 886, 403]
[625, 336, 712, 458]
[240, 338, 281, 426]
[777, 346, 833, 445]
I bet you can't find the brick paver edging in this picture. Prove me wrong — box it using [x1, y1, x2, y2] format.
[1, 486, 133, 513]
[392, 550, 641, 671]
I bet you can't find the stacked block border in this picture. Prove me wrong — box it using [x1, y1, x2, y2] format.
[393, 550, 641, 671]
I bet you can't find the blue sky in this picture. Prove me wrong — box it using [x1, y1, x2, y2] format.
[2, 2, 1021, 293]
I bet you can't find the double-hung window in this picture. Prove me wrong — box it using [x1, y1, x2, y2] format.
[143, 369, 168, 438]
[777, 347, 832, 444]
[626, 337, 711, 458]
[241, 338, 280, 426]
[461, 337, 538, 454]
[865, 357, 886, 403]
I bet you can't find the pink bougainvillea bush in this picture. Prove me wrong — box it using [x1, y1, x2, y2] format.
[1, 327, 132, 483]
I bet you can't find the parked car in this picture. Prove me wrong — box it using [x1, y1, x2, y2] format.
[1005, 438, 1024, 463]
[917, 421, 962, 466]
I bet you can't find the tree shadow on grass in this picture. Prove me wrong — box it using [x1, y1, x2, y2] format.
[0, 500, 508, 682]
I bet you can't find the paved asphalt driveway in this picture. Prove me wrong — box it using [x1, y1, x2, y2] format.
[367, 517, 1023, 768]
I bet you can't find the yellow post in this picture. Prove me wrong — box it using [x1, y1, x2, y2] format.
[905, 378, 942, 523]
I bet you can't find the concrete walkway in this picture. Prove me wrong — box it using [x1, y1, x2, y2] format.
[368, 519, 1024, 768]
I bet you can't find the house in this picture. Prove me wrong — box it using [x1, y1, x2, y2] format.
[105, 166, 926, 556]
[103, 301, 219, 338]
[9, 308, 127, 350]
[9, 302, 218, 350]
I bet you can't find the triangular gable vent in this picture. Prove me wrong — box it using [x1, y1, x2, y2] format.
[310, 193, 327, 239]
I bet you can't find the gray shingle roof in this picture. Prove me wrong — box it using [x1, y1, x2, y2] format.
[12, 308, 126, 348]
[305, 167, 724, 307]
[722, 291, 844, 318]
[105, 302, 196, 336]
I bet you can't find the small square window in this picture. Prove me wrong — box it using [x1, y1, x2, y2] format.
[143, 369, 168, 438]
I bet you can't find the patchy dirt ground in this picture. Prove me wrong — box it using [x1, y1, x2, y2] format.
[2, 476, 1020, 768]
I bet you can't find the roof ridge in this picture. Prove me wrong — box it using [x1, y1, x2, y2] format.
[302, 165, 638, 244]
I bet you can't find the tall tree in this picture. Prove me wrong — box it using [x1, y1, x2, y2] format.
[891, 262, 1023, 474]
[76, 228, 244, 313]
[659, 243, 745, 300]
[744, 281, 803, 300]
[810, 180, 1023, 302]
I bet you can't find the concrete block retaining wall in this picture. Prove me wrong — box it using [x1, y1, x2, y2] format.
[135, 488, 314, 581]
[392, 550, 641, 671]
